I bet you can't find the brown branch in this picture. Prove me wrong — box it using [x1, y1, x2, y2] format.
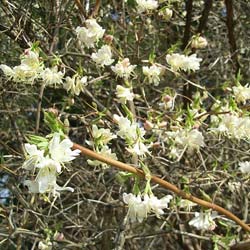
[197, 0, 213, 34]
[72, 143, 250, 233]
[74, 0, 86, 19]
[224, 0, 240, 74]
[88, 0, 101, 18]
[230, 241, 250, 250]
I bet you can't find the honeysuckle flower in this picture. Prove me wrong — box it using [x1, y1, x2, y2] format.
[126, 140, 149, 156]
[21, 49, 40, 69]
[113, 114, 145, 142]
[91, 125, 117, 145]
[40, 67, 64, 86]
[111, 58, 136, 79]
[116, 85, 135, 104]
[24, 163, 74, 196]
[159, 7, 173, 20]
[48, 133, 81, 166]
[166, 53, 202, 72]
[87, 145, 117, 168]
[143, 64, 162, 86]
[76, 19, 105, 48]
[191, 36, 208, 49]
[0, 64, 14, 79]
[22, 144, 45, 170]
[239, 161, 250, 173]
[123, 193, 149, 222]
[64, 75, 87, 95]
[189, 211, 219, 230]
[123, 193, 172, 222]
[91, 45, 114, 66]
[144, 194, 173, 218]
[232, 84, 250, 104]
[136, 0, 159, 13]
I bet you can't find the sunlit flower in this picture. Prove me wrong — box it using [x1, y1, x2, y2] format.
[116, 85, 135, 104]
[239, 161, 250, 173]
[136, 0, 158, 13]
[38, 241, 52, 250]
[64, 75, 87, 95]
[143, 64, 162, 86]
[48, 133, 81, 167]
[123, 193, 172, 222]
[127, 140, 149, 156]
[76, 19, 105, 48]
[166, 53, 202, 72]
[40, 67, 64, 86]
[91, 124, 117, 145]
[111, 58, 136, 79]
[189, 210, 219, 230]
[232, 84, 250, 104]
[91, 45, 114, 66]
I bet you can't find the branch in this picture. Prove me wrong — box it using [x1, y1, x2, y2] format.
[197, 0, 213, 34]
[72, 142, 250, 233]
[224, 0, 240, 74]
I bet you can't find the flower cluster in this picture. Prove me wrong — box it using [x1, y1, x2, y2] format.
[116, 85, 135, 104]
[111, 58, 136, 79]
[64, 74, 88, 96]
[189, 210, 219, 231]
[87, 125, 117, 168]
[143, 64, 162, 86]
[166, 53, 202, 72]
[23, 133, 80, 196]
[91, 45, 114, 67]
[76, 19, 105, 48]
[114, 114, 149, 156]
[232, 84, 250, 104]
[136, 0, 159, 13]
[123, 193, 173, 222]
[0, 48, 43, 83]
[166, 128, 205, 159]
[210, 113, 250, 139]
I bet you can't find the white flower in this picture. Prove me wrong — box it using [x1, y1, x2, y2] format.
[136, 0, 158, 13]
[114, 114, 145, 141]
[0, 64, 14, 79]
[191, 36, 208, 49]
[38, 241, 52, 250]
[87, 145, 117, 168]
[22, 144, 45, 170]
[159, 7, 173, 20]
[126, 140, 149, 156]
[189, 211, 218, 230]
[76, 19, 105, 48]
[91, 125, 117, 145]
[91, 45, 114, 66]
[111, 58, 136, 79]
[40, 67, 64, 86]
[239, 161, 250, 173]
[123, 193, 172, 222]
[144, 194, 173, 218]
[123, 193, 149, 222]
[143, 64, 162, 86]
[232, 84, 250, 104]
[116, 85, 134, 104]
[49, 133, 81, 167]
[64, 75, 87, 95]
[166, 53, 202, 72]
[24, 163, 74, 196]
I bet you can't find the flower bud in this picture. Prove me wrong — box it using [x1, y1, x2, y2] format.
[159, 8, 173, 21]
[191, 36, 208, 49]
